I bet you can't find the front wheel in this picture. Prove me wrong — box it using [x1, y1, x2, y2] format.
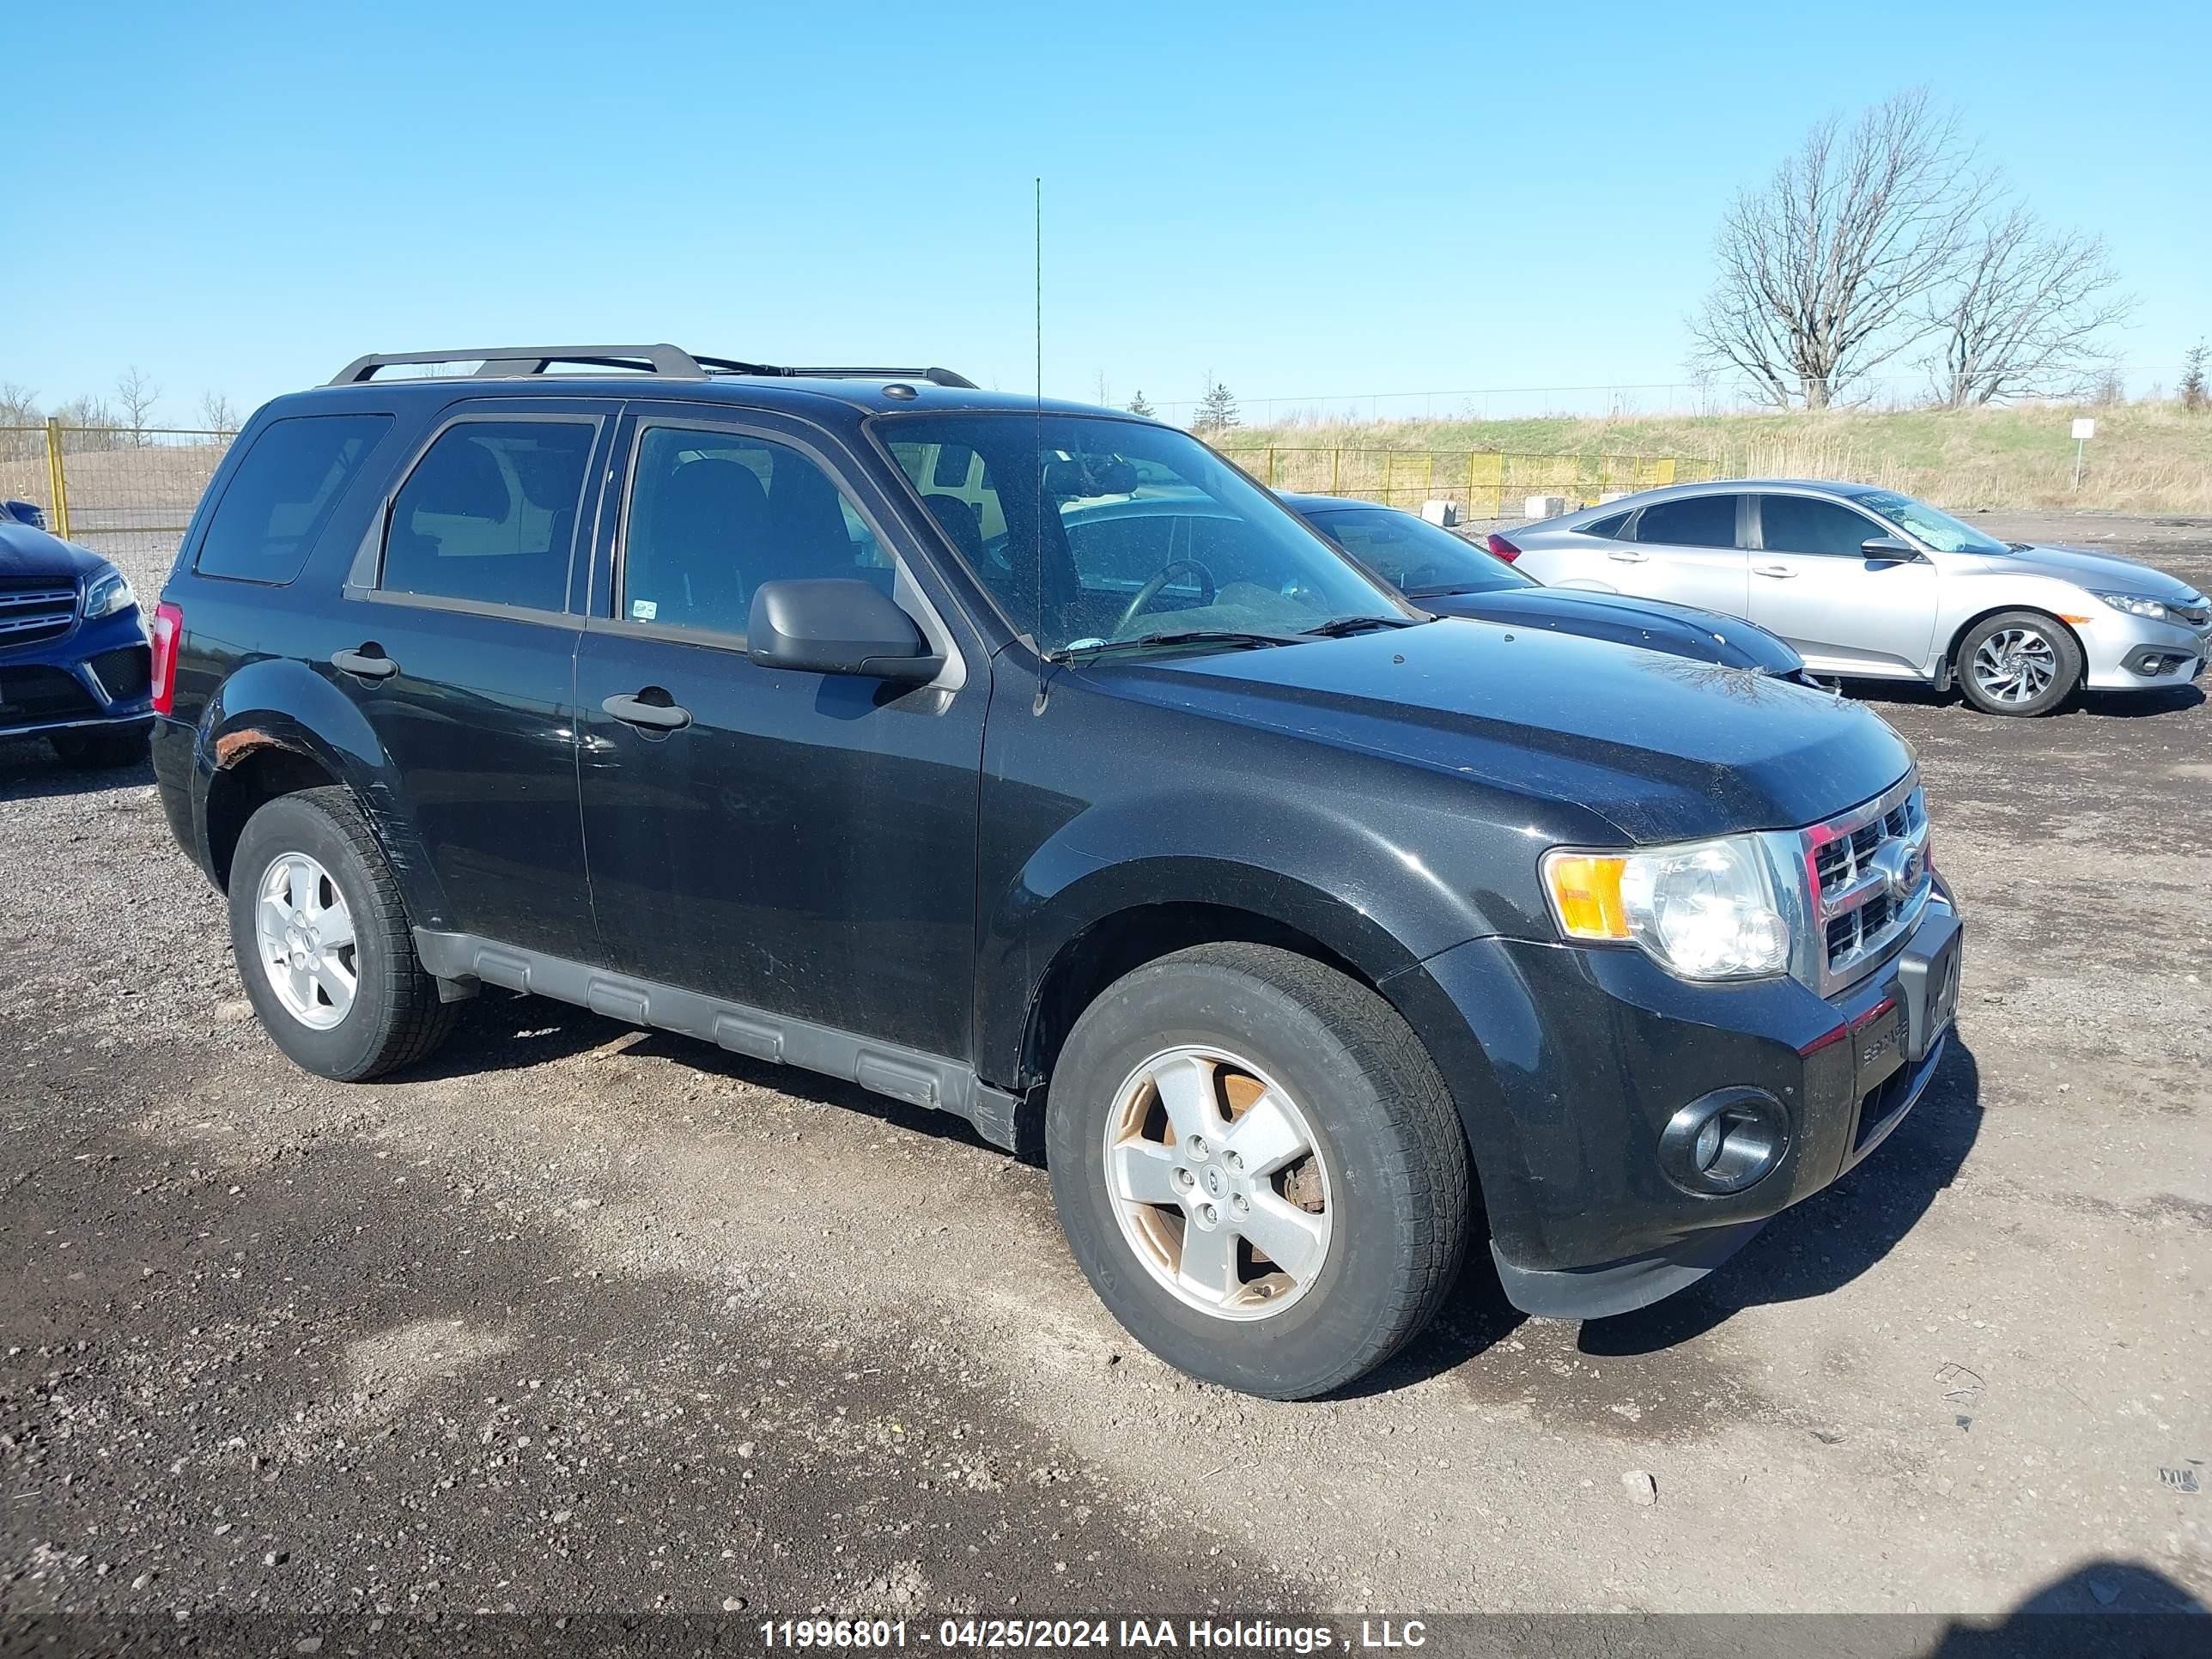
[1957, 611, 2081, 716]
[1045, 943, 1471, 1400]
[228, 787, 457, 1081]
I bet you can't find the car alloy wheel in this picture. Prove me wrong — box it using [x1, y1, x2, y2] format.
[1100, 1045, 1334, 1321]
[1969, 625, 2058, 706]
[252, 850, 359, 1030]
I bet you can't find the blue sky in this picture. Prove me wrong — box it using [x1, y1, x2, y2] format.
[8, 0, 2206, 424]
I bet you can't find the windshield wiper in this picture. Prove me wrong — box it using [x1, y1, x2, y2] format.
[1047, 629, 1300, 662]
[1401, 581, 1494, 599]
[1300, 614, 1421, 637]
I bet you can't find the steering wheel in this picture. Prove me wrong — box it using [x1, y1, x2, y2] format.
[1114, 558, 1218, 636]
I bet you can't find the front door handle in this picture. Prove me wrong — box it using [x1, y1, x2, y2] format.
[331, 646, 399, 680]
[602, 690, 692, 732]
[1753, 563, 1797, 579]
[1607, 550, 1648, 563]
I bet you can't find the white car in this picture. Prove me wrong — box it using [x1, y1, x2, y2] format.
[1493, 481, 2209, 716]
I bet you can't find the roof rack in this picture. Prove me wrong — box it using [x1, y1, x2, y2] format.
[759, 366, 979, 389]
[328, 345, 977, 391]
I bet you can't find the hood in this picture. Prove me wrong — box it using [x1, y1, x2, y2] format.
[0, 520, 103, 582]
[1420, 586, 1807, 675]
[1089, 619, 1911, 844]
[1971, 543, 2204, 605]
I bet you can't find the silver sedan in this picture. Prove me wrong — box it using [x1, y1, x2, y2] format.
[1494, 481, 2210, 715]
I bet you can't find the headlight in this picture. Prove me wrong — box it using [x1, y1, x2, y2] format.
[82, 565, 137, 619]
[1542, 835, 1790, 981]
[2093, 590, 2172, 622]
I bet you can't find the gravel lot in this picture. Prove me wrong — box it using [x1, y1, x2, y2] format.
[2, 511, 2206, 1626]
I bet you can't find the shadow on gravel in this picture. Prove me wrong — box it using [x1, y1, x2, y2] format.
[1, 1067, 1276, 1613]
[1918, 1558, 2209, 1656]
[1577, 1039, 1984, 1358]
[0, 735, 152, 801]
[407, 988, 1000, 1155]
[1838, 678, 2204, 720]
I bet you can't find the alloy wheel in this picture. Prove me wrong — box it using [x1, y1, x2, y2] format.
[1970, 626, 2058, 705]
[1100, 1046, 1334, 1322]
[253, 851, 359, 1030]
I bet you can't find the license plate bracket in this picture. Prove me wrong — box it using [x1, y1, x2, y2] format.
[1893, 910, 1963, 1062]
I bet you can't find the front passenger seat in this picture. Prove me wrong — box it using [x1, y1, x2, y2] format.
[638, 459, 769, 633]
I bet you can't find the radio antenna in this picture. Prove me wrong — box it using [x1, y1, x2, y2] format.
[1032, 175, 1051, 713]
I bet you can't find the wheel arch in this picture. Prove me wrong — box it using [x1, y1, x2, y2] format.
[1946, 604, 2087, 685]
[195, 659, 449, 926]
[1015, 895, 1389, 1094]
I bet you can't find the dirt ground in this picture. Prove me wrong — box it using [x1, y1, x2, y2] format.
[1, 511, 2206, 1626]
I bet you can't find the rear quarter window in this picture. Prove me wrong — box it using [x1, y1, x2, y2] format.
[193, 414, 392, 583]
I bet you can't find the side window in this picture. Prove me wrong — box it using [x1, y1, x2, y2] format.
[1633, 494, 1740, 550]
[1760, 494, 1881, 556]
[621, 426, 893, 636]
[1581, 510, 1631, 540]
[381, 420, 593, 611]
[195, 414, 391, 583]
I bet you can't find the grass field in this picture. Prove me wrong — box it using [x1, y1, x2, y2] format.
[1216, 402, 2212, 514]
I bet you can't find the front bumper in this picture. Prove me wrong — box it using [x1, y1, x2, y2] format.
[0, 605, 155, 738]
[2081, 613, 2210, 690]
[1389, 879, 1961, 1320]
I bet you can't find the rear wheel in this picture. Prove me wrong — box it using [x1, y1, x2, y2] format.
[1045, 943, 1470, 1400]
[49, 724, 150, 769]
[1957, 611, 2081, 716]
[228, 787, 457, 1081]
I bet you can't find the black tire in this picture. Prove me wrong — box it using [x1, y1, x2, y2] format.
[49, 724, 150, 769]
[1045, 942, 1471, 1400]
[1955, 611, 2081, 716]
[228, 787, 458, 1081]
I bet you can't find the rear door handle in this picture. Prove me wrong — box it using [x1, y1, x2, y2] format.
[331, 646, 399, 680]
[602, 690, 692, 732]
[1753, 564, 1796, 579]
[1607, 550, 1648, 563]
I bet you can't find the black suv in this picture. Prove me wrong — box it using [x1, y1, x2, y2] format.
[152, 345, 1963, 1400]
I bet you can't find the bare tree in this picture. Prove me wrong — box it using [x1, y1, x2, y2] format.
[1924, 208, 2131, 405]
[198, 390, 240, 435]
[115, 367, 161, 442]
[1689, 89, 1994, 409]
[0, 382, 39, 425]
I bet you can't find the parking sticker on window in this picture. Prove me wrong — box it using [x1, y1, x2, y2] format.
[630, 599, 658, 621]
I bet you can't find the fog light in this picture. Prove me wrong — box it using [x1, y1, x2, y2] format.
[1658, 1088, 1790, 1195]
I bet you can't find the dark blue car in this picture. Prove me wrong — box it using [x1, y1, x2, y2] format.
[1279, 492, 1812, 679]
[0, 514, 155, 767]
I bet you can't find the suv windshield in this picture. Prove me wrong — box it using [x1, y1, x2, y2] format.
[1308, 505, 1534, 598]
[1850, 489, 2008, 556]
[878, 414, 1407, 655]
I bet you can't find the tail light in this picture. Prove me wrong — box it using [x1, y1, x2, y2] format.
[1486, 533, 1522, 564]
[150, 601, 183, 714]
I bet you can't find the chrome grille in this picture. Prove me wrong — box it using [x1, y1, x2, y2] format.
[1800, 775, 1931, 994]
[0, 575, 79, 652]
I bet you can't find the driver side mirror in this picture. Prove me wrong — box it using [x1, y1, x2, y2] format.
[746, 579, 944, 682]
[1860, 535, 1918, 562]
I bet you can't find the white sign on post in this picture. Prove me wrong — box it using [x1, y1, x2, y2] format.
[2072, 417, 2096, 441]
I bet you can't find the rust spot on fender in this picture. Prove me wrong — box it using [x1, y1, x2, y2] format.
[212, 727, 303, 768]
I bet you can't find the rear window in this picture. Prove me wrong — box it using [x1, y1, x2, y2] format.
[1632, 494, 1739, 550]
[380, 420, 595, 612]
[193, 414, 391, 583]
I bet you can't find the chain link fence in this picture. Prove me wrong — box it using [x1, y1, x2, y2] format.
[0, 425, 1702, 586]
[1216, 444, 1702, 519]
[0, 422, 234, 575]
